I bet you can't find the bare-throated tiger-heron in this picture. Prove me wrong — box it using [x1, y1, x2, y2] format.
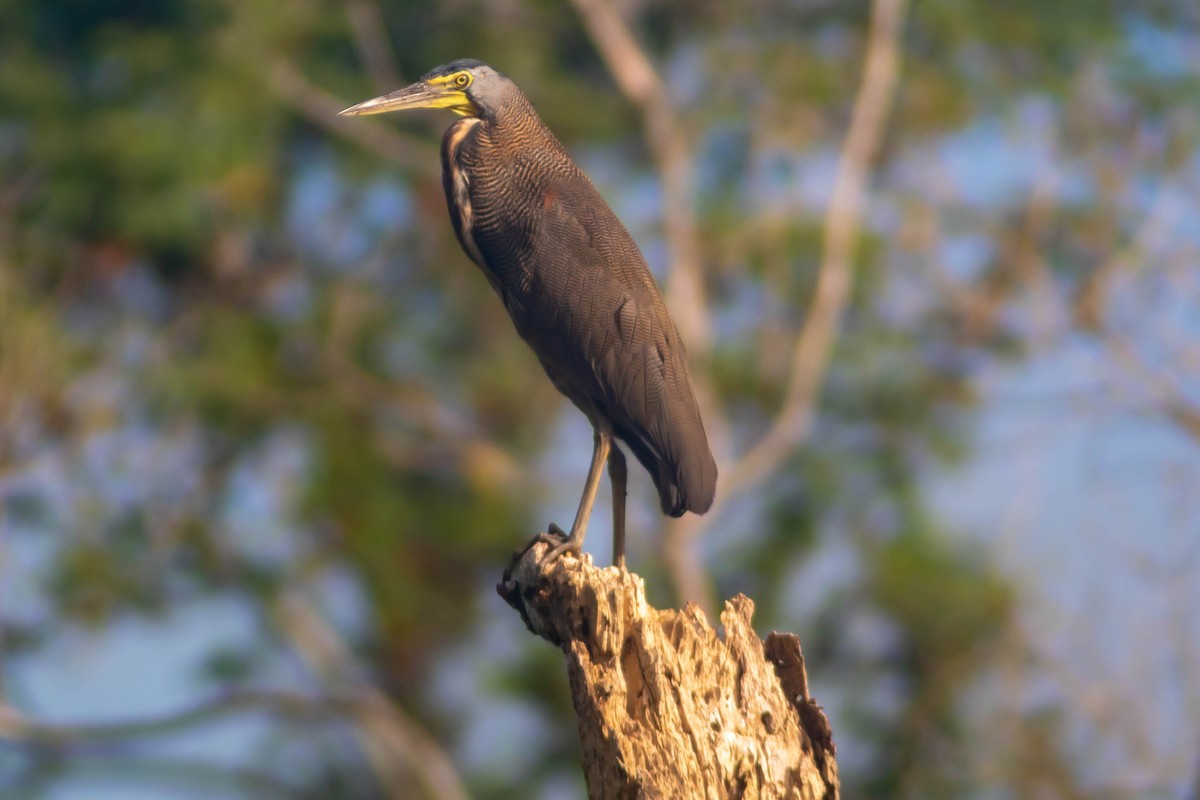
[341, 60, 717, 568]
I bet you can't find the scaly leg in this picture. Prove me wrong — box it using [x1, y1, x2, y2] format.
[524, 420, 612, 563]
[607, 444, 627, 570]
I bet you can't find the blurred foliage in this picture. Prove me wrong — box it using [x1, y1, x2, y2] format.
[1, 0, 1197, 798]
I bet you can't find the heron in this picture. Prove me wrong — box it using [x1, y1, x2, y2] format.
[341, 59, 716, 568]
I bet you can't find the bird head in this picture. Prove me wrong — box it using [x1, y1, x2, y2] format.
[339, 59, 506, 119]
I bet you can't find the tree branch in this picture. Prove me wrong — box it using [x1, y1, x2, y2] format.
[0, 675, 468, 800]
[0, 690, 352, 748]
[1063, 182, 1200, 446]
[725, 0, 908, 498]
[268, 62, 438, 177]
[2, 753, 310, 799]
[272, 593, 471, 800]
[342, 0, 401, 92]
[1102, 331, 1200, 446]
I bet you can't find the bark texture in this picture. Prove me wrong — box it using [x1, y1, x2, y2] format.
[497, 543, 839, 800]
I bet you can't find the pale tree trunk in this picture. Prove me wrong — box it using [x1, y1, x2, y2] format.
[498, 544, 839, 799]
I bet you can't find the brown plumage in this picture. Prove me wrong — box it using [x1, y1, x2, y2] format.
[341, 59, 716, 567]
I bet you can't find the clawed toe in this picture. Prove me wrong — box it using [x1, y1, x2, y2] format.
[538, 522, 582, 562]
[509, 523, 577, 565]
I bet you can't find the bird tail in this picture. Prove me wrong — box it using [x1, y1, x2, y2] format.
[617, 416, 717, 518]
[660, 444, 718, 517]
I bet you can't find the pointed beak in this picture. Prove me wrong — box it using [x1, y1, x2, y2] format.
[339, 81, 470, 116]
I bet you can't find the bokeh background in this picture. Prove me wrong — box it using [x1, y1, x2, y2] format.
[2, 0, 1199, 798]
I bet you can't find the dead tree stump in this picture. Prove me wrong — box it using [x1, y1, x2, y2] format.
[497, 543, 839, 800]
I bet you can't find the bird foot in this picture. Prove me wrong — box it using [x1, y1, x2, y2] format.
[539, 522, 584, 563]
[502, 523, 581, 583]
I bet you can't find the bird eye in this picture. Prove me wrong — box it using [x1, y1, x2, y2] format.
[454, 72, 471, 88]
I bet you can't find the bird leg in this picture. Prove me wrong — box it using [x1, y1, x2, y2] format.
[528, 422, 612, 564]
[607, 444, 627, 570]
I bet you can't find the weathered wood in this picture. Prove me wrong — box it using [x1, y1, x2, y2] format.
[497, 543, 839, 800]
